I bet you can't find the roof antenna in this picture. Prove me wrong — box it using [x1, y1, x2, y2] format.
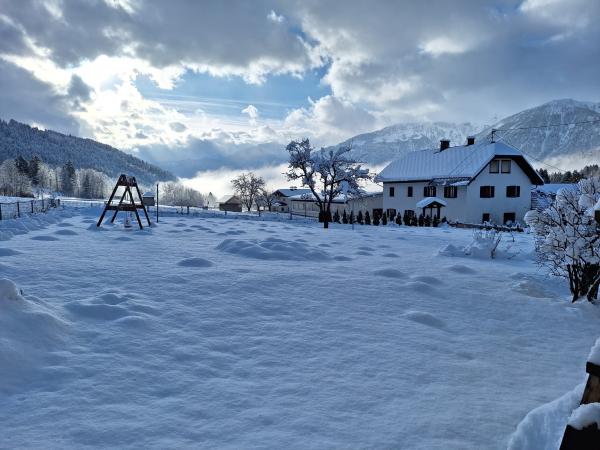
[491, 129, 497, 143]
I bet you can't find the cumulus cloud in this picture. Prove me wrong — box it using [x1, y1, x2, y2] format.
[241, 104, 259, 124]
[284, 95, 377, 145]
[2, 0, 600, 178]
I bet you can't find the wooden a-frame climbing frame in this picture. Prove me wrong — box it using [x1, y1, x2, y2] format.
[97, 174, 151, 229]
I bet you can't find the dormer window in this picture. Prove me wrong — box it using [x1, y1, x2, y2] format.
[489, 160, 499, 173]
[490, 159, 511, 173]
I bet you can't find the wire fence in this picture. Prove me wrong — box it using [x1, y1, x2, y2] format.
[0, 198, 61, 220]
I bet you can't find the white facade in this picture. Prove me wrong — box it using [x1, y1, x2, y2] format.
[377, 141, 544, 225]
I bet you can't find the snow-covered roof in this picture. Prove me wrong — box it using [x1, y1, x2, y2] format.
[534, 183, 577, 194]
[274, 188, 313, 197]
[218, 195, 240, 204]
[376, 141, 543, 184]
[416, 197, 447, 208]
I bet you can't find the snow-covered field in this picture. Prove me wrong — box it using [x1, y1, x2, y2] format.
[1, 208, 598, 449]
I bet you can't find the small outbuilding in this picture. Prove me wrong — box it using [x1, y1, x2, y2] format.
[218, 195, 243, 212]
[142, 191, 155, 207]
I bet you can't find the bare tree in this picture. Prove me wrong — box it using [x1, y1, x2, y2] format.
[286, 138, 371, 228]
[231, 172, 265, 212]
[525, 178, 600, 302]
[258, 188, 277, 212]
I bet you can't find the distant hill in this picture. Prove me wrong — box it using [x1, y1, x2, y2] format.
[475, 99, 600, 162]
[0, 119, 176, 185]
[330, 99, 600, 168]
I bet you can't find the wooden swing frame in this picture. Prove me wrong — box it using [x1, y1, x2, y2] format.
[97, 174, 151, 229]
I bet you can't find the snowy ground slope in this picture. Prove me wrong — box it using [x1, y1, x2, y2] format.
[0, 209, 598, 449]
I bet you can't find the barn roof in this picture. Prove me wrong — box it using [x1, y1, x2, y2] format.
[376, 141, 544, 185]
[274, 188, 313, 197]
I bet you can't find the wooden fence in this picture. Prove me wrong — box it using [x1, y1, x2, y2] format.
[0, 198, 60, 221]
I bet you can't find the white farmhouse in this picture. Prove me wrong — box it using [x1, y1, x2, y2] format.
[376, 138, 544, 225]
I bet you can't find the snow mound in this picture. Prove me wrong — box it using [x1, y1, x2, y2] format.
[438, 243, 464, 257]
[177, 257, 214, 268]
[403, 310, 446, 329]
[508, 383, 584, 450]
[374, 268, 407, 278]
[65, 290, 159, 322]
[0, 278, 67, 393]
[355, 250, 373, 256]
[568, 403, 600, 430]
[383, 252, 399, 258]
[56, 222, 74, 227]
[0, 248, 21, 256]
[404, 281, 439, 295]
[216, 237, 331, 261]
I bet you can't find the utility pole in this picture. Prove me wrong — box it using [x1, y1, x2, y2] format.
[156, 183, 159, 223]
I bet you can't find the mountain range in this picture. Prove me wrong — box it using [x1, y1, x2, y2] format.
[0, 119, 175, 185]
[334, 99, 600, 168]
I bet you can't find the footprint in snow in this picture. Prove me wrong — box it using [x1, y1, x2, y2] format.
[333, 255, 353, 261]
[54, 229, 78, 236]
[177, 257, 214, 268]
[403, 310, 447, 330]
[374, 268, 406, 278]
[447, 264, 477, 275]
[31, 235, 59, 241]
[411, 275, 443, 284]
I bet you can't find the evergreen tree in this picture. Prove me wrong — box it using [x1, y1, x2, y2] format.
[349, 211, 354, 224]
[365, 211, 371, 225]
[424, 215, 431, 226]
[373, 212, 380, 226]
[61, 161, 76, 195]
[333, 209, 341, 223]
[418, 214, 424, 226]
[15, 156, 29, 175]
[433, 215, 440, 227]
[395, 213, 402, 225]
[382, 211, 388, 225]
[342, 210, 348, 224]
[357, 210, 364, 224]
[28, 155, 41, 186]
[411, 216, 418, 226]
[403, 211, 410, 226]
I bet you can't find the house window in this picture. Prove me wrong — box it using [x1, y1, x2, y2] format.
[444, 186, 457, 198]
[424, 186, 436, 197]
[389, 186, 395, 197]
[501, 160, 511, 173]
[506, 185, 520, 197]
[504, 212, 516, 224]
[482, 213, 490, 223]
[407, 186, 413, 197]
[480, 186, 495, 198]
[489, 160, 499, 173]
[405, 209, 415, 218]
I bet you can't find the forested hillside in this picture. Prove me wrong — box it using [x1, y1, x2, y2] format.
[0, 119, 175, 185]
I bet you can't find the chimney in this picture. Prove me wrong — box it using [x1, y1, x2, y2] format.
[466, 136, 475, 146]
[440, 139, 450, 151]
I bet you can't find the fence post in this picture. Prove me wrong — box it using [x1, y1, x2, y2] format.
[16, 202, 20, 218]
[31, 200, 34, 213]
[0, 203, 2, 220]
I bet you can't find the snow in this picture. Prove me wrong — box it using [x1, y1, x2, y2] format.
[376, 141, 524, 182]
[416, 196, 447, 208]
[1, 207, 599, 449]
[567, 403, 600, 430]
[588, 337, 600, 365]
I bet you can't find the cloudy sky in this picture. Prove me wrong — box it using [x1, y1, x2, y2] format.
[1, 0, 599, 193]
